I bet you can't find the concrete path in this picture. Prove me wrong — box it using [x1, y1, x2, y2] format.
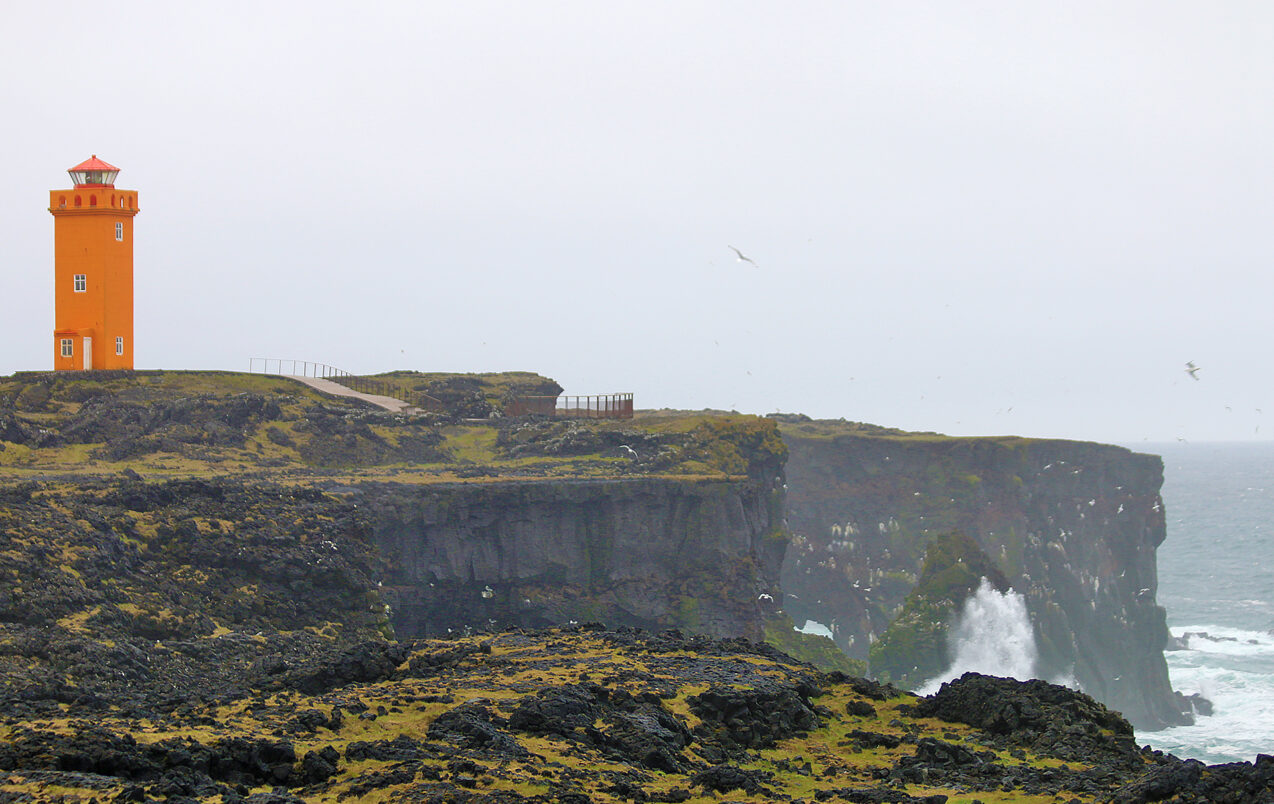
[283, 375, 418, 414]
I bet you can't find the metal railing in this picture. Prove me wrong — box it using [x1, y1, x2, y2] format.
[248, 358, 443, 411]
[508, 393, 634, 419]
[249, 358, 347, 379]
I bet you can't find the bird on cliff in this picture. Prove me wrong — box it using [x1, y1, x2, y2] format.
[1185, 361, 1201, 380]
[728, 245, 758, 266]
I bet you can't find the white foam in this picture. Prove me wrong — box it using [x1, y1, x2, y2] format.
[916, 578, 1038, 695]
[1147, 646, 1274, 764]
[1171, 624, 1274, 657]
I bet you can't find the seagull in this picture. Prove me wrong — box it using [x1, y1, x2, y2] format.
[728, 245, 758, 266]
[757, 593, 774, 602]
[620, 445, 638, 460]
[1185, 361, 1201, 381]
[481, 585, 495, 599]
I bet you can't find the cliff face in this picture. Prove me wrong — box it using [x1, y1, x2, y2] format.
[364, 477, 787, 642]
[778, 423, 1187, 729]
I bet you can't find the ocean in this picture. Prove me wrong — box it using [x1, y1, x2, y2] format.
[1137, 441, 1274, 764]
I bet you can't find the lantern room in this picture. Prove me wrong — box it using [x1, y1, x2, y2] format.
[67, 155, 120, 188]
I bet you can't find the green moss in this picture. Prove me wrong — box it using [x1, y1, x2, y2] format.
[673, 596, 702, 631]
[763, 614, 866, 675]
[869, 531, 1009, 688]
[0, 371, 798, 487]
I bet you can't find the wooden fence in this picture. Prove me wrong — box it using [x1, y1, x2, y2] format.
[507, 393, 634, 419]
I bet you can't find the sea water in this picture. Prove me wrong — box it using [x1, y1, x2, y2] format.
[1136, 442, 1274, 763]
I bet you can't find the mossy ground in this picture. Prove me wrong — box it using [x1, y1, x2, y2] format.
[0, 371, 787, 484]
[0, 628, 1114, 803]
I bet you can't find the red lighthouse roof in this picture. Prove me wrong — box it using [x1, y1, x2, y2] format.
[67, 155, 120, 188]
[68, 155, 119, 173]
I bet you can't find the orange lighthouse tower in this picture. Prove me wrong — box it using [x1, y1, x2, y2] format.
[49, 156, 139, 370]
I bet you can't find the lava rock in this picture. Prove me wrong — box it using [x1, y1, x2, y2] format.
[427, 702, 527, 758]
[688, 679, 822, 750]
[691, 764, 773, 794]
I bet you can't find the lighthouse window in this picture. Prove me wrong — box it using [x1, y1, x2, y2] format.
[60, 339, 73, 358]
[73, 274, 86, 292]
[115, 222, 124, 241]
[115, 337, 124, 356]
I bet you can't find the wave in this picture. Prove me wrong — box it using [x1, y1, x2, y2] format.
[1169, 624, 1274, 657]
[1149, 661, 1274, 764]
[1144, 623, 1274, 764]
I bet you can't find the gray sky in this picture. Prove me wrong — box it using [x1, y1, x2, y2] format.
[3, 2, 1272, 444]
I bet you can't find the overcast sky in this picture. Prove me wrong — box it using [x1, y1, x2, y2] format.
[3, 2, 1271, 444]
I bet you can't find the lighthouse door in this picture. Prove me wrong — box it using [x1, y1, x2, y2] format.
[82, 337, 93, 370]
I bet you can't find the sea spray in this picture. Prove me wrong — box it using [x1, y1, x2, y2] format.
[916, 577, 1038, 695]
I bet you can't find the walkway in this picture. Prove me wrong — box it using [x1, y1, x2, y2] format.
[283, 375, 418, 414]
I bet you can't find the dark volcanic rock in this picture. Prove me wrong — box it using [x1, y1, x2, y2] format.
[507, 683, 693, 771]
[915, 672, 1139, 766]
[61, 392, 283, 460]
[691, 763, 774, 794]
[280, 640, 412, 695]
[367, 477, 786, 642]
[1110, 754, 1274, 804]
[426, 702, 528, 758]
[688, 679, 823, 750]
[848, 730, 903, 749]
[299, 745, 340, 785]
[0, 477, 390, 719]
[0, 727, 298, 791]
[344, 735, 433, 763]
[508, 684, 601, 736]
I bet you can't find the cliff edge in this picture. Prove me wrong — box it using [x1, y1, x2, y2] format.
[777, 418, 1189, 730]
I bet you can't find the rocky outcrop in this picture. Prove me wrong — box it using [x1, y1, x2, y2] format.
[778, 421, 1187, 729]
[363, 477, 787, 642]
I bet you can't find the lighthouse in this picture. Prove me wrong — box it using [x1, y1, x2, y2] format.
[49, 156, 139, 371]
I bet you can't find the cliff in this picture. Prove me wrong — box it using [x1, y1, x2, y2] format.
[1, 372, 1267, 800]
[777, 418, 1189, 729]
[0, 370, 791, 650]
[362, 477, 786, 642]
[0, 370, 1192, 731]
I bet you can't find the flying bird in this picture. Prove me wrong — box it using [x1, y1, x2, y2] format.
[1185, 361, 1201, 381]
[620, 445, 638, 460]
[728, 245, 758, 266]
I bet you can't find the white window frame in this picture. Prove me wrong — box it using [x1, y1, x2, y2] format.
[73, 274, 86, 292]
[115, 336, 124, 356]
[60, 338, 73, 358]
[115, 222, 123, 241]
